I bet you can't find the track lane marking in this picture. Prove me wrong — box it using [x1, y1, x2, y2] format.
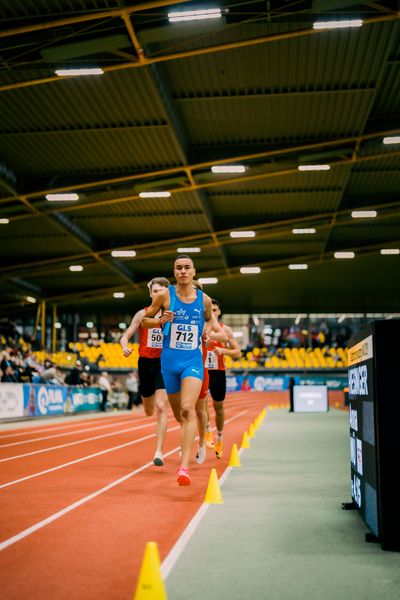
[0, 409, 250, 551]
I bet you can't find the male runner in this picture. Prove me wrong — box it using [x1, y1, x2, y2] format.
[205, 299, 241, 458]
[142, 255, 213, 486]
[120, 277, 169, 466]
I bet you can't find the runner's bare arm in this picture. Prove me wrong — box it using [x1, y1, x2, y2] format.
[203, 315, 228, 345]
[141, 288, 173, 329]
[214, 324, 242, 359]
[120, 309, 145, 357]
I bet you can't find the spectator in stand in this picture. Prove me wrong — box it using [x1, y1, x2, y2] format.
[126, 371, 141, 411]
[98, 371, 112, 412]
[65, 361, 83, 386]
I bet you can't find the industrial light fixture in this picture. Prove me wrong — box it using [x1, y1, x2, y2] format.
[46, 193, 79, 201]
[240, 267, 261, 274]
[86, 321, 94, 328]
[198, 277, 218, 284]
[69, 265, 83, 271]
[288, 264, 308, 270]
[334, 252, 355, 259]
[351, 210, 377, 218]
[177, 247, 201, 253]
[292, 228, 316, 234]
[111, 250, 136, 257]
[298, 164, 330, 171]
[26, 296, 36, 303]
[211, 165, 246, 173]
[313, 20, 363, 30]
[55, 68, 104, 76]
[230, 231, 255, 238]
[113, 292, 125, 298]
[0, 218, 10, 224]
[380, 248, 399, 255]
[55, 322, 62, 329]
[383, 136, 400, 144]
[168, 8, 222, 22]
[138, 191, 171, 198]
[119, 323, 127, 330]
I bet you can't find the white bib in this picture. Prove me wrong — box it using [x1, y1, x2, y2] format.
[147, 328, 163, 348]
[206, 350, 218, 369]
[170, 323, 198, 350]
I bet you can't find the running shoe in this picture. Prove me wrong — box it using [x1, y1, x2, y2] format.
[176, 467, 191, 486]
[205, 431, 215, 449]
[215, 440, 223, 459]
[153, 452, 164, 467]
[195, 444, 206, 465]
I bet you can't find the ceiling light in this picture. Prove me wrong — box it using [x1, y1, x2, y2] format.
[295, 314, 302, 325]
[298, 164, 330, 171]
[26, 296, 36, 303]
[46, 193, 79, 201]
[313, 20, 363, 30]
[0, 218, 10, 224]
[351, 210, 377, 218]
[69, 265, 83, 271]
[198, 277, 218, 284]
[230, 231, 255, 238]
[288, 264, 308, 270]
[139, 191, 171, 198]
[211, 165, 246, 174]
[119, 323, 127, 330]
[55, 322, 62, 329]
[168, 8, 222, 22]
[383, 136, 400, 144]
[337, 314, 347, 323]
[86, 321, 94, 328]
[334, 252, 355, 259]
[240, 267, 261, 274]
[380, 248, 400, 255]
[111, 250, 136, 258]
[113, 292, 125, 298]
[233, 331, 244, 338]
[292, 228, 316, 234]
[55, 68, 104, 76]
[177, 247, 201, 253]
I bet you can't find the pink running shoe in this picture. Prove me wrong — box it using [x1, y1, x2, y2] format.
[176, 467, 191, 486]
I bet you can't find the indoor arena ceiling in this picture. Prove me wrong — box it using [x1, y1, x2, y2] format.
[0, 0, 400, 317]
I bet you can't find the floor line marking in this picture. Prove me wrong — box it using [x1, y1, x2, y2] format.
[0, 407, 252, 552]
[161, 409, 248, 580]
[0, 425, 181, 490]
[0, 445, 180, 553]
[0, 416, 150, 448]
[0, 420, 172, 463]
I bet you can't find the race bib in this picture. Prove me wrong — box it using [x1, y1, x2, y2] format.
[170, 324, 198, 350]
[206, 350, 218, 369]
[147, 328, 163, 348]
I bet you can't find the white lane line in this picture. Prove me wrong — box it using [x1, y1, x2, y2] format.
[161, 409, 248, 580]
[0, 425, 181, 490]
[0, 404, 249, 486]
[0, 416, 150, 448]
[0, 408, 250, 552]
[0, 420, 174, 463]
[0, 445, 180, 553]
[0, 414, 137, 439]
[0, 402, 251, 488]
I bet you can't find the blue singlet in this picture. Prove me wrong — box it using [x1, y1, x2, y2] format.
[161, 285, 205, 394]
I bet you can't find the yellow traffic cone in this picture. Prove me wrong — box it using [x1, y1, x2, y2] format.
[248, 423, 256, 438]
[134, 542, 167, 600]
[261, 408, 267, 419]
[229, 443, 241, 467]
[241, 430, 250, 449]
[204, 468, 224, 504]
[254, 416, 261, 430]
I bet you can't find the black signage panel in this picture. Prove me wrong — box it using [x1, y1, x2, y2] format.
[347, 320, 400, 551]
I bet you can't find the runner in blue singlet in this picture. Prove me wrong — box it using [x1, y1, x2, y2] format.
[141, 255, 213, 486]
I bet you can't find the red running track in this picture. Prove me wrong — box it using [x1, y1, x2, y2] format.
[0, 392, 278, 600]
